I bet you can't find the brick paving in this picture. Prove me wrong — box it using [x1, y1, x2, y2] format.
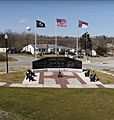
[21, 69, 106, 88]
[0, 69, 111, 88]
[96, 84, 105, 88]
[3, 82, 12, 87]
[39, 72, 44, 84]
[72, 72, 87, 84]
[38, 71, 87, 88]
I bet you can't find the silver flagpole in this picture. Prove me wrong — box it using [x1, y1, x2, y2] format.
[35, 20, 37, 59]
[76, 27, 79, 58]
[55, 19, 57, 56]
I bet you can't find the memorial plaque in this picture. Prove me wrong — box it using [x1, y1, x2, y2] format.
[32, 57, 82, 69]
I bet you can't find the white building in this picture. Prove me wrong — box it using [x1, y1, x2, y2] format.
[22, 44, 73, 55]
[0, 48, 7, 53]
[91, 50, 97, 56]
[22, 44, 35, 54]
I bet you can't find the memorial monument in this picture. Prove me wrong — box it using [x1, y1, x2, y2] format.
[32, 57, 82, 69]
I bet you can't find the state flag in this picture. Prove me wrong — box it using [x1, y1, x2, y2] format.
[78, 20, 88, 28]
[57, 19, 67, 27]
[36, 20, 46, 27]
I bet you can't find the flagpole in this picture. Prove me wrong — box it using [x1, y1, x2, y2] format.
[76, 27, 79, 58]
[55, 19, 57, 56]
[85, 29, 89, 62]
[35, 20, 37, 59]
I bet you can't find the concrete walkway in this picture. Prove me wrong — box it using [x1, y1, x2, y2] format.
[0, 68, 113, 88]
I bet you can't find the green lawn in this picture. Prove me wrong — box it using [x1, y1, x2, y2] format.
[0, 70, 25, 83]
[0, 88, 114, 120]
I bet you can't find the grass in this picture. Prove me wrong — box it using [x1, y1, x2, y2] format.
[91, 70, 114, 84]
[0, 88, 114, 120]
[0, 70, 26, 83]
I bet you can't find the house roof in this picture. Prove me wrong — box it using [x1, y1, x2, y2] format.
[29, 44, 72, 50]
[30, 44, 48, 49]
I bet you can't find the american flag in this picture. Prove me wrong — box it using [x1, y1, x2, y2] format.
[78, 20, 88, 28]
[57, 19, 67, 27]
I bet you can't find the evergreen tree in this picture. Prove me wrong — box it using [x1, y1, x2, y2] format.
[80, 32, 92, 55]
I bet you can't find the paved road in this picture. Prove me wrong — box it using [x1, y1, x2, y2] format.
[0, 54, 35, 70]
[81, 56, 114, 71]
[83, 63, 114, 71]
[0, 54, 114, 71]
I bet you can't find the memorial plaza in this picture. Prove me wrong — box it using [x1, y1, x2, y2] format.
[0, 55, 114, 88]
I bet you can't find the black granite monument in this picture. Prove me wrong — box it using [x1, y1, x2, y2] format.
[32, 57, 82, 69]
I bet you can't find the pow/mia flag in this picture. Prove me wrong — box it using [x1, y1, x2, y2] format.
[36, 20, 46, 27]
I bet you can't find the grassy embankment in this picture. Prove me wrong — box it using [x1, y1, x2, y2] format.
[0, 88, 114, 120]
